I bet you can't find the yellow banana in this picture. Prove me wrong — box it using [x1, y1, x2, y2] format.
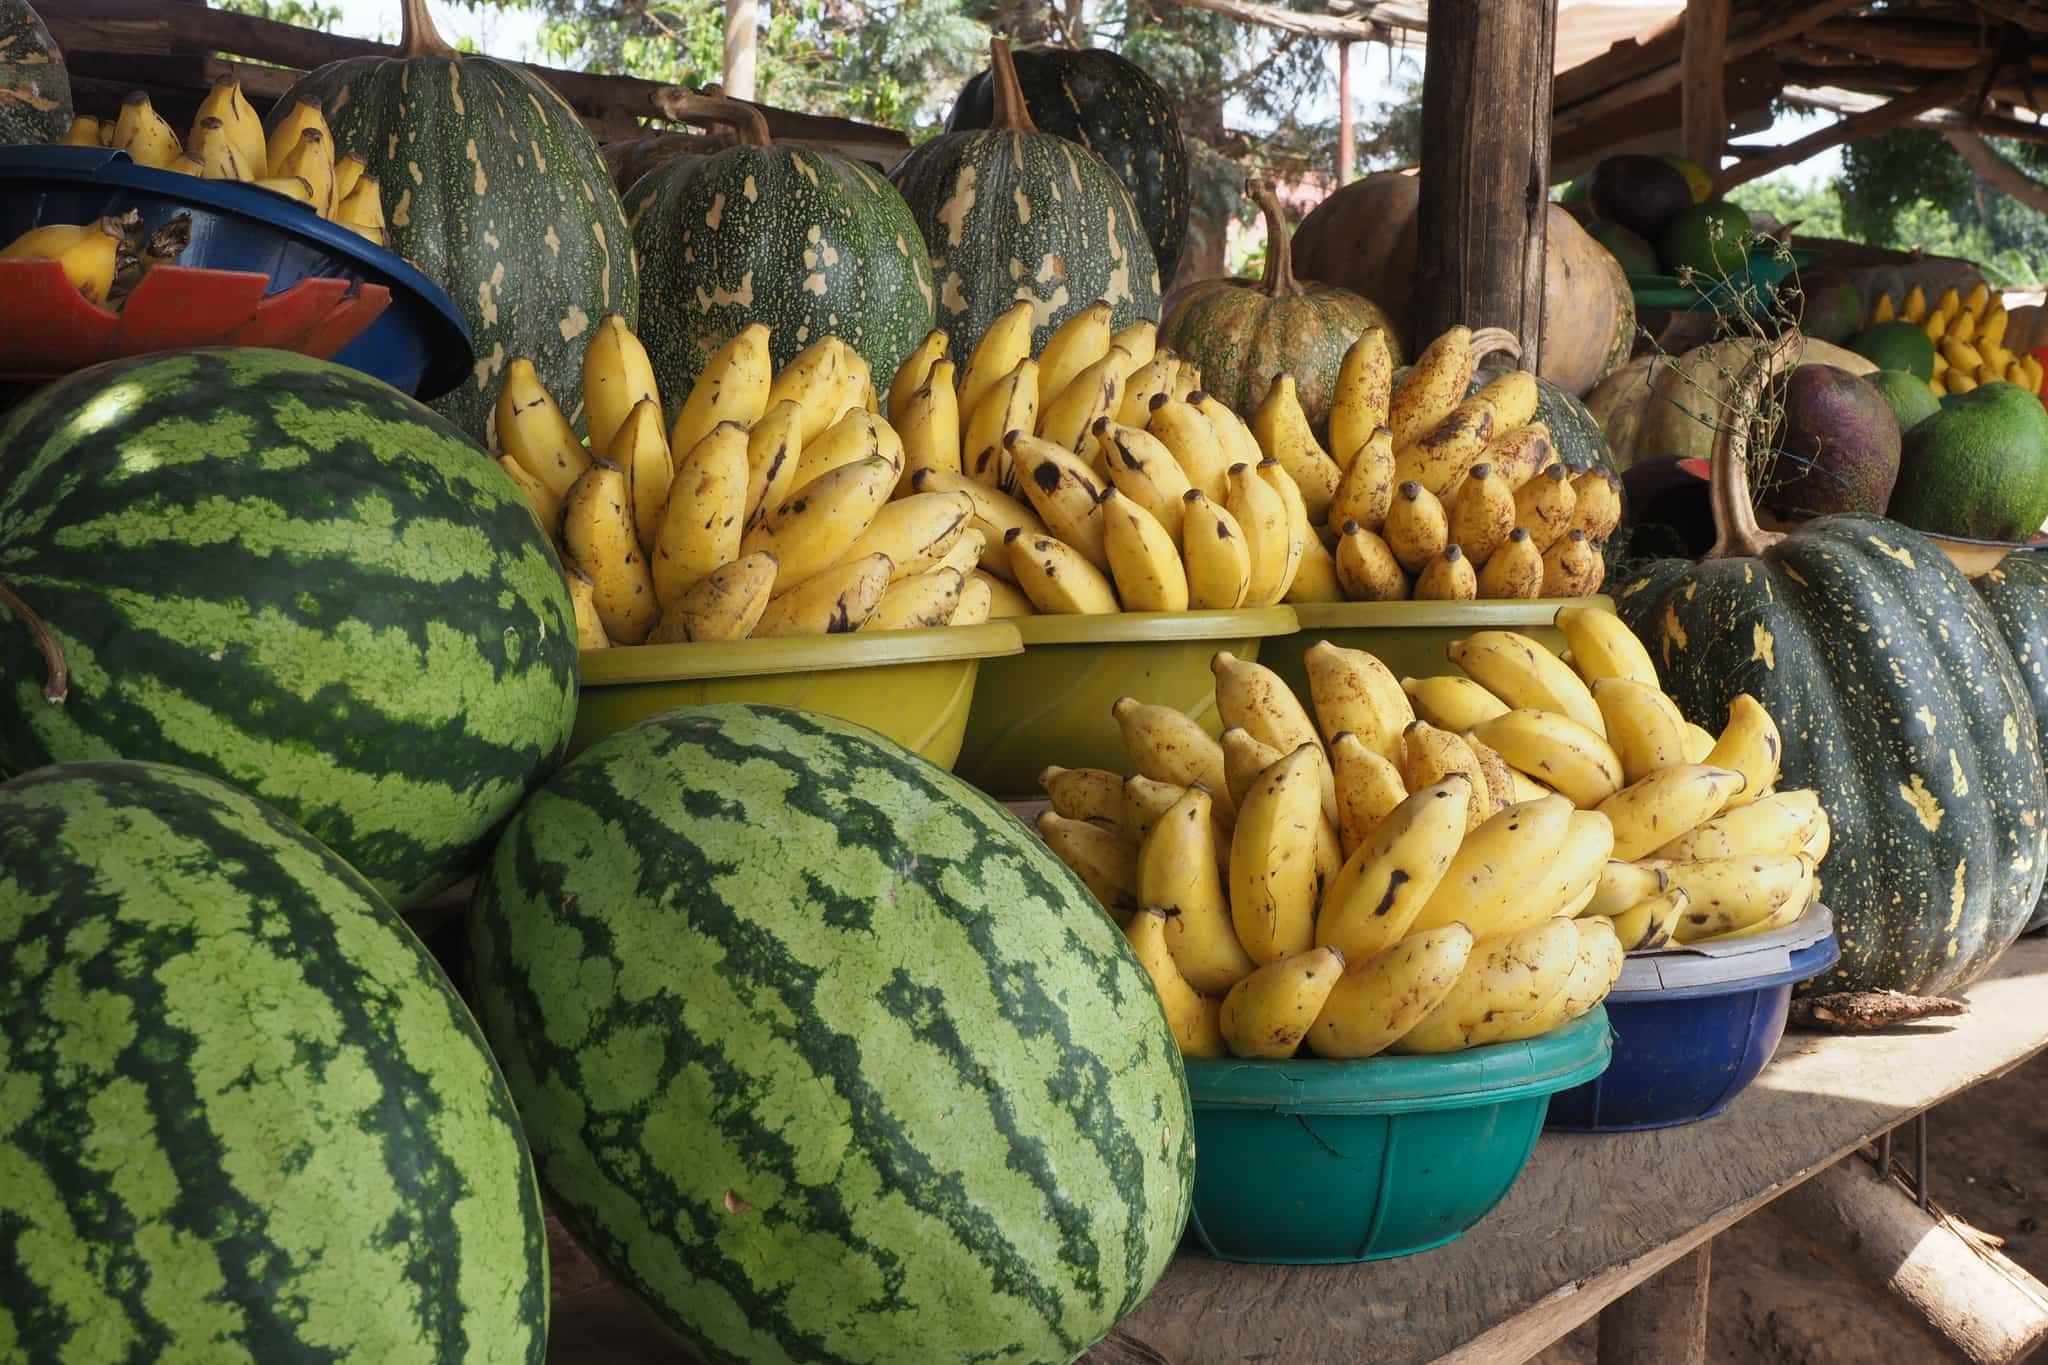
[1555, 605, 1659, 689]
[1327, 426, 1395, 534]
[1407, 793, 1576, 936]
[1221, 728, 1285, 813]
[1250, 375, 1342, 524]
[1696, 876, 1817, 942]
[764, 337, 850, 444]
[1226, 461, 1294, 605]
[333, 174, 386, 243]
[839, 491, 973, 582]
[1654, 788, 1825, 861]
[1402, 674, 1507, 733]
[1388, 325, 1474, 448]
[956, 301, 1035, 438]
[1592, 677, 1690, 785]
[950, 573, 993, 625]
[1481, 422, 1554, 491]
[1597, 763, 1748, 861]
[0, 218, 124, 304]
[753, 551, 893, 636]
[1037, 301, 1115, 405]
[963, 358, 1038, 488]
[1334, 521, 1410, 601]
[929, 522, 986, 580]
[1100, 420, 1192, 538]
[1009, 431, 1111, 571]
[1037, 811, 1138, 918]
[263, 98, 330, 180]
[1390, 917, 1580, 1054]
[1119, 354, 1182, 427]
[1192, 390, 1264, 471]
[1496, 917, 1622, 1040]
[1609, 884, 1689, 952]
[739, 453, 897, 593]
[795, 408, 903, 487]
[602, 397, 674, 557]
[1220, 945, 1346, 1059]
[1415, 545, 1479, 601]
[1317, 776, 1471, 961]
[1229, 743, 1326, 965]
[1518, 809, 1615, 931]
[190, 117, 253, 182]
[114, 92, 182, 170]
[1902, 284, 1928, 323]
[1463, 734, 1517, 816]
[1568, 470, 1624, 541]
[888, 329, 950, 420]
[1140, 786, 1257, 995]
[1098, 487, 1188, 612]
[495, 358, 592, 498]
[1653, 854, 1817, 942]
[910, 468, 1046, 582]
[1447, 462, 1515, 565]
[1214, 649, 1334, 824]
[1704, 694, 1781, 809]
[1147, 396, 1232, 502]
[1682, 721, 1717, 764]
[253, 175, 317, 207]
[496, 454, 561, 534]
[1588, 859, 1666, 918]
[191, 76, 268, 180]
[1450, 630, 1607, 738]
[581, 314, 662, 459]
[1285, 534, 1345, 604]
[972, 569, 1036, 618]
[1473, 368, 1540, 432]
[743, 399, 803, 530]
[1540, 529, 1603, 597]
[561, 460, 660, 645]
[1179, 490, 1253, 609]
[1513, 464, 1578, 552]
[1038, 346, 1130, 452]
[1006, 530, 1120, 614]
[669, 323, 771, 459]
[1042, 765, 1126, 829]
[1382, 480, 1449, 575]
[332, 152, 367, 208]
[1395, 395, 1496, 498]
[1260, 457, 1316, 597]
[866, 566, 965, 631]
[1402, 721, 1488, 830]
[1114, 695, 1233, 821]
[271, 126, 336, 218]
[1328, 328, 1395, 469]
[1309, 923, 1472, 1059]
[646, 550, 778, 644]
[649, 420, 746, 605]
[1123, 775, 1221, 848]
[1111, 320, 1157, 375]
[1330, 732, 1408, 858]
[1477, 526, 1544, 599]
[565, 565, 609, 650]
[60, 116, 102, 148]
[1123, 908, 1227, 1056]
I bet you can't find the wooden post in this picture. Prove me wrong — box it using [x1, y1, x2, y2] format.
[1338, 40, 1355, 184]
[1596, 1243, 1711, 1365]
[1414, 0, 1557, 363]
[1681, 0, 1729, 170]
[723, 0, 757, 102]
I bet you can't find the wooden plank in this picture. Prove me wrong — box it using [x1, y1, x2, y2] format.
[1682, 0, 1731, 169]
[1712, 60, 1995, 193]
[1596, 1243, 1711, 1365]
[1162, 0, 1413, 41]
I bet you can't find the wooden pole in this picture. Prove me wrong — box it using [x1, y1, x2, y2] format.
[723, 0, 757, 102]
[1338, 39, 1355, 184]
[1596, 1243, 1711, 1365]
[1681, 0, 1729, 170]
[1414, 0, 1556, 363]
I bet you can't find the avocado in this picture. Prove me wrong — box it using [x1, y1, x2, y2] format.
[1866, 369, 1942, 434]
[1890, 381, 2048, 541]
[1786, 272, 1867, 345]
[1657, 200, 1752, 278]
[1585, 220, 1660, 277]
[1849, 321, 1937, 381]
[1660, 154, 1714, 205]
[1764, 364, 1900, 520]
[1586, 154, 1695, 240]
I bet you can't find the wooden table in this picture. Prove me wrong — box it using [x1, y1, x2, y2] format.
[545, 936, 2048, 1364]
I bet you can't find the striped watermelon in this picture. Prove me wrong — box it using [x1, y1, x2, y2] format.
[466, 703, 1193, 1365]
[0, 759, 548, 1360]
[0, 348, 579, 910]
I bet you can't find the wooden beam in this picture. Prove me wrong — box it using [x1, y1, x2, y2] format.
[1414, 0, 1555, 360]
[1800, 19, 2048, 74]
[1946, 130, 2048, 212]
[1713, 62, 1995, 193]
[1161, 0, 1402, 41]
[1973, 0, 2048, 35]
[1778, 63, 2042, 112]
[1780, 84, 2048, 145]
[1597, 1244, 1712, 1365]
[1683, 0, 1732, 169]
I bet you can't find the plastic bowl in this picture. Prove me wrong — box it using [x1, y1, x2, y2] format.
[571, 622, 1024, 767]
[0, 146, 471, 399]
[952, 607, 1298, 798]
[1545, 903, 1839, 1133]
[1183, 1009, 1612, 1264]
[1264, 598, 1612, 701]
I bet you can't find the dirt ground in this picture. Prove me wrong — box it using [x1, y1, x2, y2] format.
[1532, 1051, 2048, 1365]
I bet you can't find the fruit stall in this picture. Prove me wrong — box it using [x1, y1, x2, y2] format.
[7, 0, 2048, 1363]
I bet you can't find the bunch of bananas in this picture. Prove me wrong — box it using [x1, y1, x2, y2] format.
[1872, 282, 2044, 398]
[50, 83, 387, 246]
[495, 316, 1002, 645]
[1034, 607, 1831, 1060]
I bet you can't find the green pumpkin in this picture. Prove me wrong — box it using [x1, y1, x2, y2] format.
[272, 0, 637, 444]
[0, 0, 70, 146]
[890, 38, 1160, 360]
[1612, 347, 2047, 994]
[1160, 180, 1401, 445]
[623, 93, 935, 418]
[1973, 550, 2048, 932]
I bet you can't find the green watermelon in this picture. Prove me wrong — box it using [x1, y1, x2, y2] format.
[466, 703, 1194, 1365]
[0, 759, 547, 1360]
[0, 0, 69, 146]
[0, 348, 579, 910]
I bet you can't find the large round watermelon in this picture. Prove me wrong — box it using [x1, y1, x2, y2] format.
[0, 759, 548, 1360]
[0, 348, 579, 909]
[466, 703, 1194, 1365]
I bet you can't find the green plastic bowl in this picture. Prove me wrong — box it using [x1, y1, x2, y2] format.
[571, 622, 1025, 767]
[1184, 1008, 1613, 1264]
[953, 607, 1298, 798]
[1265, 597, 1616, 701]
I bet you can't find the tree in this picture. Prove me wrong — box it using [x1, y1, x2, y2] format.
[1837, 127, 2048, 285]
[216, 0, 345, 32]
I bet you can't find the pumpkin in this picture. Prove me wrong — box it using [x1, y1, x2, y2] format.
[1158, 179, 1400, 441]
[0, 0, 70, 146]
[1292, 173, 1636, 398]
[274, 0, 637, 444]
[1612, 341, 2048, 994]
[623, 92, 936, 418]
[1973, 551, 2048, 932]
[890, 37, 1160, 360]
[945, 44, 1188, 286]
[602, 132, 710, 195]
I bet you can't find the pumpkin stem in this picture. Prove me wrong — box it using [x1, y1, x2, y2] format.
[652, 88, 772, 147]
[1245, 179, 1303, 300]
[1469, 327, 1523, 367]
[399, 0, 460, 60]
[987, 38, 1042, 135]
[1706, 334, 1799, 561]
[0, 579, 68, 704]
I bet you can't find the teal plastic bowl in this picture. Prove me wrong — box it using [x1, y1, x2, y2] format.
[1183, 1008, 1612, 1264]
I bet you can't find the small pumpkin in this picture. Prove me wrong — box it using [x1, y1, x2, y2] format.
[890, 38, 1160, 360]
[1159, 179, 1400, 440]
[1972, 551, 2048, 932]
[1612, 339, 2048, 994]
[624, 92, 936, 417]
[0, 0, 71, 146]
[945, 44, 1189, 285]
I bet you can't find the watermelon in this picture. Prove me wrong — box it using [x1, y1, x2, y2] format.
[0, 759, 548, 1360]
[0, 348, 579, 910]
[466, 703, 1194, 1365]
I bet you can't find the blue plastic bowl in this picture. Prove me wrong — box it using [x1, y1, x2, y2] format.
[0, 146, 470, 399]
[1545, 903, 1840, 1133]
[1182, 1009, 1612, 1264]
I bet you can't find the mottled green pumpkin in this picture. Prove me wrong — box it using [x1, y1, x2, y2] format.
[272, 0, 636, 444]
[1160, 181, 1400, 443]
[624, 94, 935, 418]
[1973, 550, 2048, 932]
[0, 0, 70, 146]
[890, 38, 1160, 360]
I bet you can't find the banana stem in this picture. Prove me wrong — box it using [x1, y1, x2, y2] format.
[1469, 327, 1523, 368]
[652, 89, 772, 146]
[1246, 178, 1303, 299]
[399, 0, 459, 60]
[987, 37, 1041, 135]
[1706, 334, 1798, 561]
[0, 580, 68, 703]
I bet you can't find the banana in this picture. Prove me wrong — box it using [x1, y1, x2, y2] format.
[1309, 923, 1472, 1059]
[1220, 946, 1345, 1059]
[1463, 734, 1518, 816]
[1388, 326, 1474, 448]
[963, 358, 1038, 489]
[1698, 877, 1817, 942]
[1329, 731, 1408, 856]
[1147, 396, 1232, 502]
[864, 565, 964, 631]
[1609, 884, 1690, 952]
[1568, 470, 1623, 541]
[888, 329, 950, 420]
[1466, 709, 1623, 809]
[263, 97, 330, 180]
[950, 573, 993, 625]
[1450, 630, 1607, 738]
[1540, 529, 1603, 597]
[669, 322, 771, 459]
[1395, 396, 1496, 498]
[1407, 792, 1576, 937]
[1446, 462, 1515, 565]
[1681, 721, 1717, 764]
[565, 565, 609, 649]
[910, 468, 1045, 582]
[1097, 487, 1188, 612]
[972, 569, 1036, 618]
[1193, 390, 1264, 472]
[1592, 677, 1690, 785]
[1598, 764, 1749, 861]
[1167, 365, 1202, 407]
[1382, 480, 1449, 574]
[496, 453, 562, 533]
[765, 337, 851, 444]
[743, 399, 803, 529]
[1007, 431, 1110, 571]
[495, 358, 592, 497]
[606, 397, 677, 558]
[932, 525, 987, 580]
[1481, 422, 1554, 491]
[740, 453, 897, 593]
[796, 408, 903, 487]
[1122, 775, 1207, 846]
[1656, 788, 1825, 861]
[561, 460, 660, 645]
[1589, 859, 1667, 920]
[1038, 347, 1131, 452]
[1228, 744, 1324, 964]
[753, 551, 893, 636]
[1497, 917, 1622, 1040]
[1518, 809, 1615, 930]
[272, 126, 336, 218]
[114, 92, 182, 170]
[253, 175, 317, 207]
[60, 116, 103, 148]
[839, 491, 973, 582]
[1038, 301, 1115, 404]
[1556, 605, 1659, 689]
[1006, 529, 1120, 614]
[1400, 721, 1487, 831]
[1261, 456, 1316, 592]
[581, 314, 662, 459]
[1328, 328, 1395, 469]
[1414, 545, 1478, 601]
[1390, 917, 1580, 1054]
[1214, 653, 1334, 825]
[1514, 464, 1578, 552]
[1285, 534, 1345, 604]
[1652, 854, 1817, 942]
[1250, 375, 1342, 523]
[1303, 640, 1411, 758]
[1100, 421, 1192, 539]
[1334, 521, 1410, 601]
[190, 117, 253, 182]
[0, 217, 124, 303]
[1403, 675, 1508, 733]
[1317, 776, 1471, 961]
[1123, 908, 1227, 1057]
[1473, 369, 1540, 432]
[1178, 490, 1254, 609]
[190, 76, 268, 180]
[1327, 426, 1395, 533]
[647, 550, 777, 644]
[646, 419, 745, 604]
[333, 174, 386, 243]
[1477, 527, 1544, 599]
[1119, 354, 1182, 427]
[1111, 321, 1157, 375]
[1114, 696, 1234, 822]
[1902, 284, 1927, 323]
[1225, 462, 1293, 605]
[957, 301, 1036, 439]
[1038, 811, 1138, 917]
[1043, 765, 1126, 828]
[1704, 694, 1781, 809]
[1140, 786, 1257, 994]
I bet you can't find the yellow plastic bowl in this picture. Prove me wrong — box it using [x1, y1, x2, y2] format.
[1263, 598, 1619, 702]
[954, 607, 1299, 798]
[571, 622, 1025, 768]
